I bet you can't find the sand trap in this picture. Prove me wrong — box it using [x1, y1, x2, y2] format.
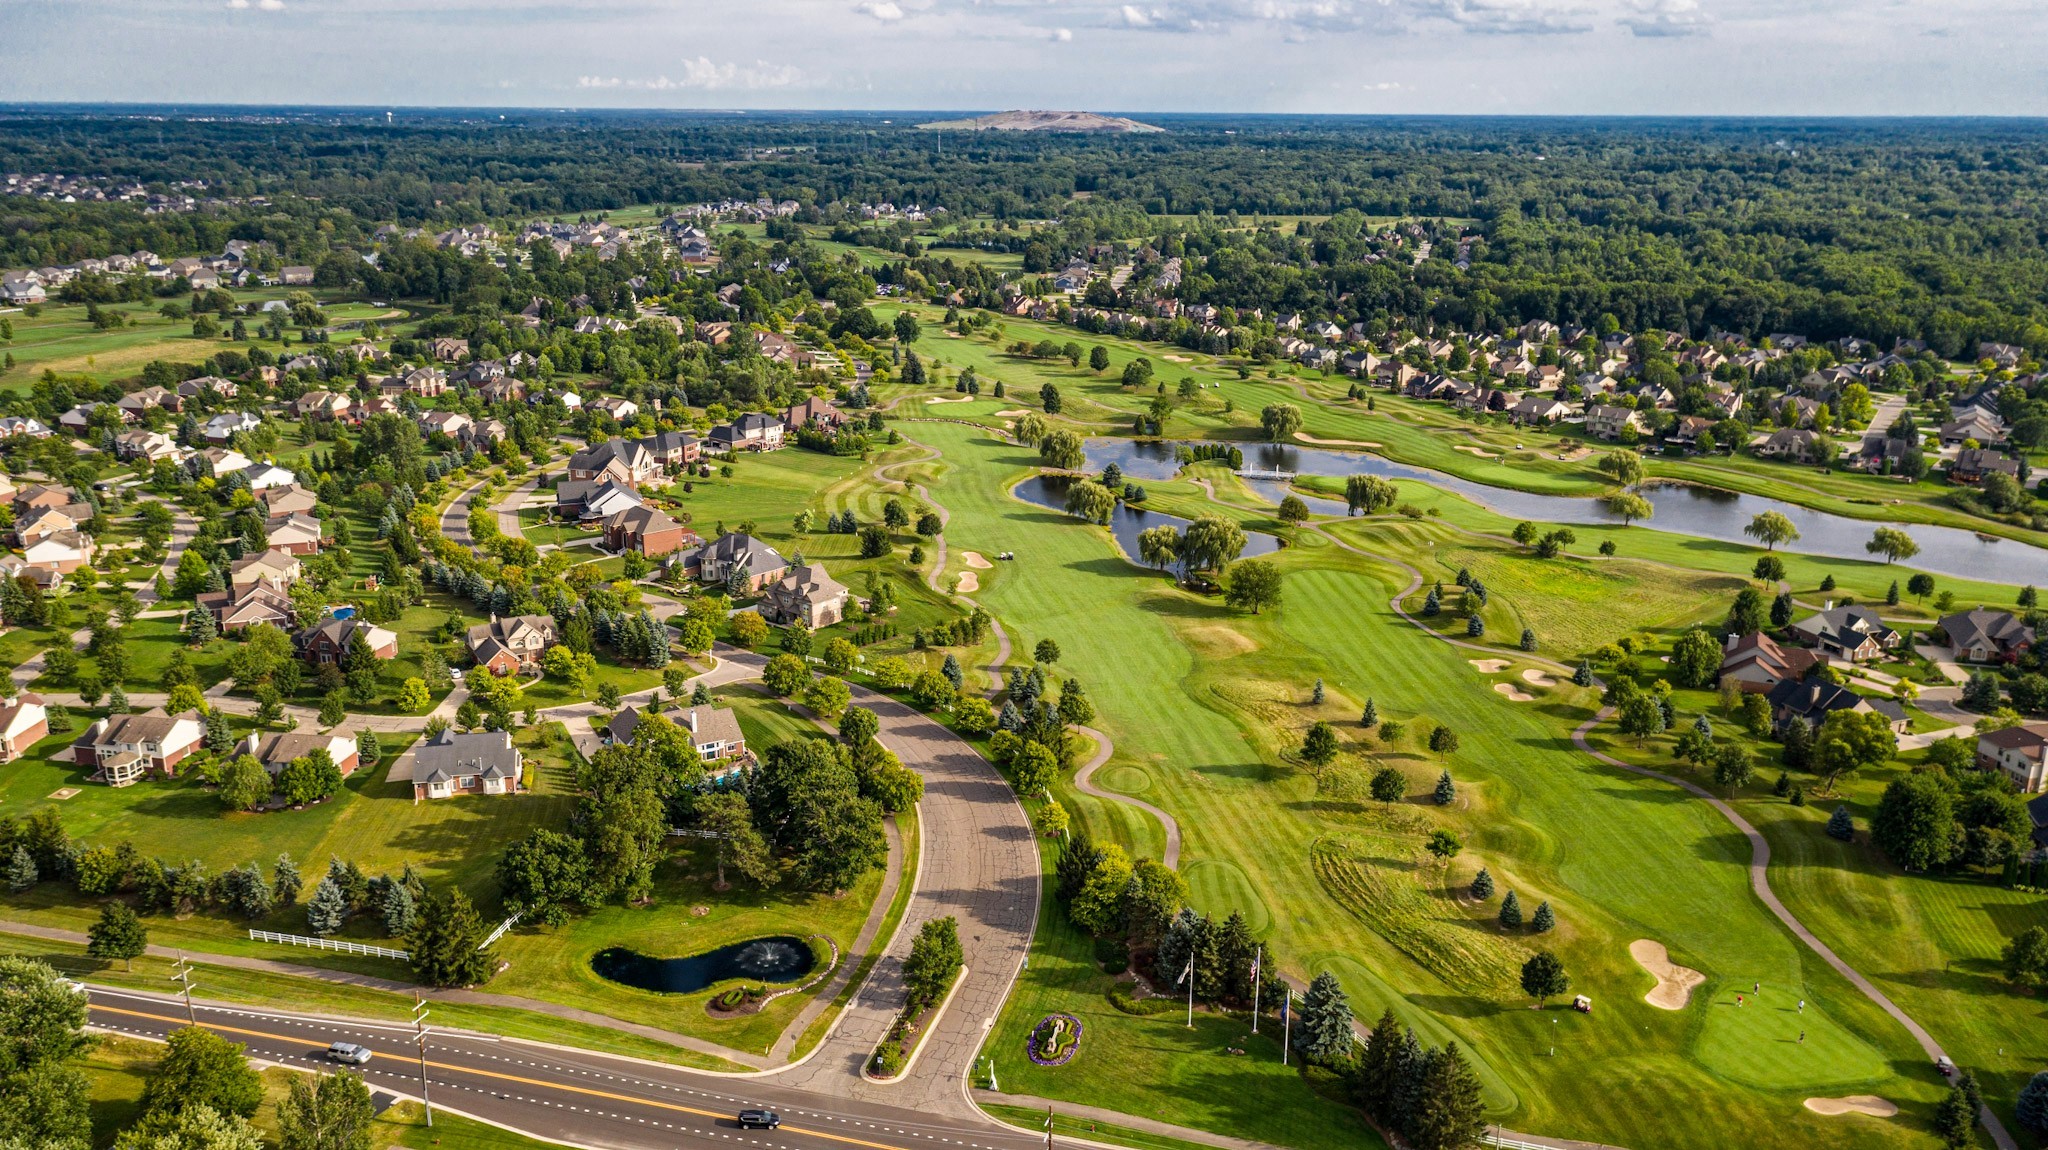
[1452, 445, 1501, 458]
[1468, 658, 1511, 673]
[1493, 682, 1535, 702]
[994, 409, 1033, 417]
[1163, 354, 1191, 362]
[961, 551, 992, 569]
[924, 395, 973, 404]
[1296, 433, 1382, 448]
[1804, 1097, 1898, 1119]
[1522, 669, 1556, 687]
[955, 571, 980, 593]
[1630, 940, 1706, 1010]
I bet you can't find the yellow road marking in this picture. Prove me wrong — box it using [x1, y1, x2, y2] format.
[93, 1005, 911, 1150]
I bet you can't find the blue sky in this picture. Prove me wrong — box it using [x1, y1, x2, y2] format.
[3, 0, 2038, 116]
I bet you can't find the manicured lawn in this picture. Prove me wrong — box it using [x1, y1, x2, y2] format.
[910, 418, 1938, 1150]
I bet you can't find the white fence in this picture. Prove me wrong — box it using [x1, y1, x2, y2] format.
[249, 929, 409, 961]
[1481, 1135, 1555, 1150]
[478, 913, 521, 951]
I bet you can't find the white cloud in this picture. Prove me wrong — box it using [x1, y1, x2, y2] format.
[258, 0, 285, 9]
[1051, 26, 1074, 39]
[1363, 80, 1402, 90]
[856, 1, 906, 20]
[581, 59, 808, 92]
[1121, 5, 1152, 26]
[1618, 0, 1708, 36]
[1429, 0, 1592, 34]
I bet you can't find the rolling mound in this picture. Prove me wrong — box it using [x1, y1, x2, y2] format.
[918, 110, 1163, 133]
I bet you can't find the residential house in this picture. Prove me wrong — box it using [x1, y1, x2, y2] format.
[116, 385, 175, 419]
[403, 367, 450, 397]
[292, 390, 352, 421]
[1940, 409, 2009, 449]
[634, 430, 700, 469]
[242, 731, 362, 779]
[781, 397, 845, 434]
[195, 447, 253, 477]
[59, 402, 130, 435]
[428, 338, 469, 362]
[15, 503, 88, 545]
[24, 531, 94, 575]
[1585, 405, 1647, 440]
[1765, 678, 1909, 735]
[280, 266, 315, 286]
[0, 416, 51, 439]
[466, 614, 560, 676]
[407, 729, 523, 801]
[682, 533, 787, 592]
[0, 693, 49, 762]
[296, 616, 399, 666]
[0, 556, 63, 593]
[603, 504, 697, 558]
[262, 513, 324, 556]
[675, 705, 748, 766]
[72, 708, 206, 785]
[418, 411, 474, 440]
[566, 440, 659, 487]
[1949, 448, 2020, 486]
[555, 477, 643, 523]
[589, 396, 639, 422]
[1939, 608, 2036, 663]
[601, 706, 647, 748]
[203, 411, 261, 444]
[1719, 632, 1830, 692]
[1791, 605, 1901, 663]
[1978, 724, 2048, 793]
[708, 412, 784, 453]
[242, 462, 297, 491]
[113, 429, 181, 463]
[177, 375, 239, 402]
[256, 485, 319, 519]
[197, 584, 297, 633]
[757, 563, 850, 628]
[1755, 428, 1820, 462]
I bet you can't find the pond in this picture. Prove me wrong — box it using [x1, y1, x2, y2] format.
[590, 936, 815, 995]
[1012, 474, 1282, 568]
[1080, 439, 2048, 584]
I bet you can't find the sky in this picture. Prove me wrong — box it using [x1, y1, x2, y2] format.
[3, 0, 2043, 117]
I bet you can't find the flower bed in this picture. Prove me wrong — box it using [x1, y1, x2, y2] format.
[1027, 1013, 1082, 1067]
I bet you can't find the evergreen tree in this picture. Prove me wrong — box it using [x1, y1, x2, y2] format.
[407, 888, 495, 987]
[87, 900, 147, 970]
[1406, 1043, 1487, 1150]
[305, 875, 349, 934]
[1572, 662, 1593, 687]
[1297, 970, 1354, 1064]
[1214, 911, 1256, 1002]
[2017, 1071, 2048, 1134]
[1498, 888, 1523, 929]
[1826, 806, 1855, 841]
[941, 653, 963, 690]
[1155, 907, 1198, 990]
[5, 844, 37, 892]
[1361, 698, 1378, 727]
[277, 1067, 375, 1150]
[1519, 627, 1536, 651]
[272, 853, 303, 906]
[1311, 678, 1325, 704]
[1469, 867, 1494, 901]
[381, 881, 418, 936]
[1433, 770, 1455, 806]
[204, 708, 233, 755]
[1387, 1028, 1427, 1133]
[1531, 901, 1555, 933]
[1933, 1081, 1975, 1150]
[1770, 592, 1795, 628]
[1352, 1009, 1403, 1117]
[1422, 587, 1441, 616]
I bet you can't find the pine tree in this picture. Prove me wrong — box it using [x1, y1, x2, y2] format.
[272, 853, 303, 906]
[1433, 770, 1455, 806]
[1297, 970, 1354, 1065]
[0, 837, 40, 892]
[204, 708, 233, 755]
[1310, 678, 1325, 704]
[1886, 579, 1900, 607]
[87, 900, 148, 969]
[408, 888, 495, 988]
[1519, 627, 1536, 651]
[1361, 698, 1378, 727]
[1498, 889, 1523, 929]
[1933, 1081, 1975, 1149]
[305, 875, 349, 935]
[1422, 587, 1440, 616]
[357, 729, 382, 766]
[1826, 806, 1855, 842]
[1406, 1042, 1487, 1150]
[1531, 901, 1556, 933]
[382, 880, 418, 936]
[1572, 662, 1593, 687]
[691, 682, 712, 706]
[185, 606, 218, 645]
[1387, 1028, 1427, 1134]
[941, 653, 963, 690]
[1469, 868, 1494, 901]
[1351, 1008, 1403, 1117]
[2017, 1071, 2048, 1134]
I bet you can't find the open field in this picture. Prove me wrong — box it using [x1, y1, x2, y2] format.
[903, 418, 1944, 1150]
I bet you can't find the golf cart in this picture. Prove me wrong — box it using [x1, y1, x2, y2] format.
[1571, 996, 1592, 1014]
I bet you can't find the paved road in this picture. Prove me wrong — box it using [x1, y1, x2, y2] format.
[441, 477, 490, 551]
[1068, 725, 1181, 869]
[85, 988, 1059, 1150]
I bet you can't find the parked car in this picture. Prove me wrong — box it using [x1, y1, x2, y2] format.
[326, 1042, 373, 1065]
[736, 1110, 780, 1130]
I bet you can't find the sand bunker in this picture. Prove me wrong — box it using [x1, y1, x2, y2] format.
[924, 395, 973, 404]
[961, 551, 993, 569]
[1452, 445, 1501, 458]
[1804, 1097, 1898, 1119]
[1162, 354, 1191, 362]
[1493, 682, 1535, 702]
[1630, 940, 1706, 1010]
[1522, 669, 1556, 687]
[994, 409, 1033, 417]
[1468, 659, 1511, 674]
[1296, 433, 1382, 448]
[955, 571, 980, 593]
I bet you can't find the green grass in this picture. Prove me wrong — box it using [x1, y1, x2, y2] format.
[904, 418, 1941, 1150]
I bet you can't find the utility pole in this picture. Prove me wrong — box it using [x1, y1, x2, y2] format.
[412, 994, 434, 1127]
[171, 953, 197, 1025]
[1281, 989, 1293, 1066]
[1043, 1105, 1053, 1150]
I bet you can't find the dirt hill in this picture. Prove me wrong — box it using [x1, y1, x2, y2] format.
[916, 110, 1163, 133]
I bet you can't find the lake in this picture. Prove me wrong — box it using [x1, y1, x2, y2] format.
[1080, 439, 2047, 584]
[590, 936, 816, 995]
[1012, 474, 1282, 568]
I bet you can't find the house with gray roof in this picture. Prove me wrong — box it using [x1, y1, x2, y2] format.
[405, 729, 523, 801]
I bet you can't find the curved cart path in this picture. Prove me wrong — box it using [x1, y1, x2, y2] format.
[1317, 520, 2017, 1150]
[1068, 725, 1180, 869]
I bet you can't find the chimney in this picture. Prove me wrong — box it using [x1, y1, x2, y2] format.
[1823, 599, 1834, 612]
[686, 708, 700, 734]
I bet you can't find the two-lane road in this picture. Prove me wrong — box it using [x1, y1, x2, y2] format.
[86, 988, 1051, 1150]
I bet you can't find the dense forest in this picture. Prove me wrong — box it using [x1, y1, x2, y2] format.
[6, 110, 2048, 353]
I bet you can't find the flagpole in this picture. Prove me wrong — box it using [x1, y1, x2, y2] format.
[1282, 990, 1292, 1065]
[1186, 963, 1195, 1029]
[1251, 946, 1261, 1035]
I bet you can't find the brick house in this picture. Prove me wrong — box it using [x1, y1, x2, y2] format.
[603, 504, 697, 558]
[242, 731, 363, 779]
[0, 693, 49, 762]
[466, 614, 560, 676]
[296, 616, 399, 666]
[73, 709, 206, 786]
[407, 729, 523, 801]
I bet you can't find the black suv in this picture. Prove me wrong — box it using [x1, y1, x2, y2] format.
[736, 1110, 780, 1130]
